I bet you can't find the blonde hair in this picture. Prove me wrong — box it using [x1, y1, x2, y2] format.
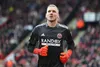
[47, 4, 61, 22]
[47, 4, 59, 13]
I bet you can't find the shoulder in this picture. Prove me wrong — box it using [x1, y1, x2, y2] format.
[32, 23, 46, 32]
[35, 23, 46, 28]
[34, 23, 46, 29]
[58, 23, 69, 29]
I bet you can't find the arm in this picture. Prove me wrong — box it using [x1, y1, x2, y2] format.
[65, 29, 75, 51]
[60, 29, 75, 64]
[27, 27, 38, 53]
[27, 27, 48, 56]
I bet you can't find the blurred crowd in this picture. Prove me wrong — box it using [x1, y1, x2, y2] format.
[66, 25, 100, 67]
[0, 0, 100, 67]
[67, 0, 100, 66]
[4, 47, 38, 67]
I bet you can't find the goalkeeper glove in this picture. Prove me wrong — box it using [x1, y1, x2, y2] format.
[33, 45, 48, 56]
[60, 49, 72, 64]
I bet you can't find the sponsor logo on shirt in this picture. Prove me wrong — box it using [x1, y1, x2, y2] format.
[41, 39, 61, 46]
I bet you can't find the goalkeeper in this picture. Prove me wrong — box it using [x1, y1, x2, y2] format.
[27, 4, 75, 67]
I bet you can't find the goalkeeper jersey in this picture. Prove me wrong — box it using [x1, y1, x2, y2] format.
[27, 22, 75, 65]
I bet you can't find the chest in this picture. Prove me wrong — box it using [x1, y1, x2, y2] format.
[38, 27, 64, 39]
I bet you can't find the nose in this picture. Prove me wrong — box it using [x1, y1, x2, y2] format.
[50, 13, 53, 15]
[50, 11, 53, 15]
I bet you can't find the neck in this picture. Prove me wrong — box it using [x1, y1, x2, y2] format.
[47, 21, 58, 27]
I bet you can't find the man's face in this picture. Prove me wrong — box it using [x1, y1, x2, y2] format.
[46, 6, 59, 22]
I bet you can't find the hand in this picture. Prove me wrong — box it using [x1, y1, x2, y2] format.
[60, 50, 72, 64]
[33, 45, 48, 56]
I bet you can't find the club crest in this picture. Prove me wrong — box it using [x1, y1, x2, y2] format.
[57, 33, 62, 39]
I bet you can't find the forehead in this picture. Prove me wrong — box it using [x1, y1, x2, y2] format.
[47, 6, 59, 13]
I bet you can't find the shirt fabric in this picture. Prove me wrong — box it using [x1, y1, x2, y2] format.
[27, 22, 75, 67]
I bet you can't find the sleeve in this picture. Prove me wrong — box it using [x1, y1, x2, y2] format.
[27, 27, 38, 53]
[65, 29, 75, 50]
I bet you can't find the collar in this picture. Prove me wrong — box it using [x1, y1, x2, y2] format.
[46, 22, 59, 28]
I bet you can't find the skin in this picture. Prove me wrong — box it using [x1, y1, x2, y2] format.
[45, 4, 60, 27]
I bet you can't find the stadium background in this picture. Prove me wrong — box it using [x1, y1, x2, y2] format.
[0, 0, 100, 67]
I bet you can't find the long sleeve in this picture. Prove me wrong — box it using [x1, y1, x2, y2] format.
[27, 27, 38, 53]
[65, 29, 75, 50]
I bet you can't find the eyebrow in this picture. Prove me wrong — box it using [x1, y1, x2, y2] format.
[48, 10, 56, 12]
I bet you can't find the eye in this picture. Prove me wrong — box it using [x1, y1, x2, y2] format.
[48, 10, 51, 12]
[52, 10, 56, 13]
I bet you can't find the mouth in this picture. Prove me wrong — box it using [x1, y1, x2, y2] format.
[49, 15, 53, 18]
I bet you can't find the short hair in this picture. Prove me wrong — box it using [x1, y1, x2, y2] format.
[47, 4, 59, 13]
[46, 4, 61, 22]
